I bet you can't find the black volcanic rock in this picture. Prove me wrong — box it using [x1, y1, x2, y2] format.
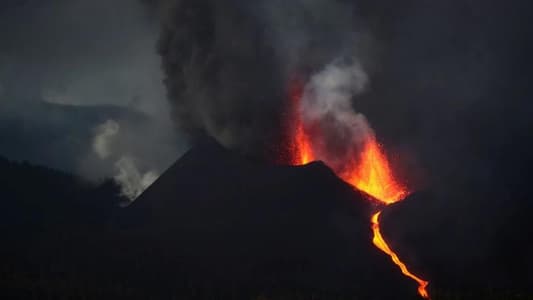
[381, 190, 533, 293]
[119, 138, 421, 299]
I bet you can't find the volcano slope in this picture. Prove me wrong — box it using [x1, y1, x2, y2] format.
[116, 138, 420, 299]
[380, 190, 533, 296]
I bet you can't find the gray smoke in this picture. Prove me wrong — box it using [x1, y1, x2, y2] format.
[114, 156, 159, 201]
[93, 120, 120, 160]
[87, 117, 182, 200]
[157, 0, 374, 157]
[301, 59, 373, 171]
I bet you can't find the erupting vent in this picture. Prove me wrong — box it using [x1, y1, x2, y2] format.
[286, 77, 430, 299]
[342, 137, 408, 205]
[287, 76, 314, 166]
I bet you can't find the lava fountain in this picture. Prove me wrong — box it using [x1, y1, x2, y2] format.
[341, 136, 408, 205]
[286, 77, 430, 299]
[287, 76, 314, 165]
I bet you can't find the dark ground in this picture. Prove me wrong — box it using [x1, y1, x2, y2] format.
[1, 139, 532, 299]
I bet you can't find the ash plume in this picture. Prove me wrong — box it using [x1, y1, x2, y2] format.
[157, 0, 374, 157]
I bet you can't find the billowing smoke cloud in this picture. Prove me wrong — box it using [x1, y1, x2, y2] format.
[157, 0, 373, 156]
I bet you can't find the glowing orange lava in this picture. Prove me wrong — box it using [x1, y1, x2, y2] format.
[372, 211, 430, 299]
[353, 139, 430, 298]
[288, 77, 314, 165]
[292, 117, 314, 165]
[341, 136, 408, 205]
[286, 78, 430, 299]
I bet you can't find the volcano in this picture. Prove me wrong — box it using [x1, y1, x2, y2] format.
[118, 137, 422, 298]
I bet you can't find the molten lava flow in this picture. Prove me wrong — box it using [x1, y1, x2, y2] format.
[286, 75, 430, 299]
[372, 211, 430, 299]
[342, 136, 408, 205]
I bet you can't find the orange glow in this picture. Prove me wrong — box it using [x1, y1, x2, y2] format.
[286, 75, 429, 299]
[292, 118, 314, 165]
[288, 77, 314, 165]
[372, 211, 430, 299]
[342, 136, 408, 205]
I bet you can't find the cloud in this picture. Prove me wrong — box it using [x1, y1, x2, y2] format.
[93, 120, 120, 159]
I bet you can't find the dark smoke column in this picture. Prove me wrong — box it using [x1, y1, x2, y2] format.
[155, 0, 371, 159]
[157, 0, 287, 157]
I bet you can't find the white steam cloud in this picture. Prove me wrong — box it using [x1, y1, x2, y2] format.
[93, 120, 120, 159]
[114, 156, 159, 201]
[91, 119, 161, 201]
[301, 59, 374, 170]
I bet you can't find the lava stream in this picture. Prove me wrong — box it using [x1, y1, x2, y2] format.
[372, 211, 430, 299]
